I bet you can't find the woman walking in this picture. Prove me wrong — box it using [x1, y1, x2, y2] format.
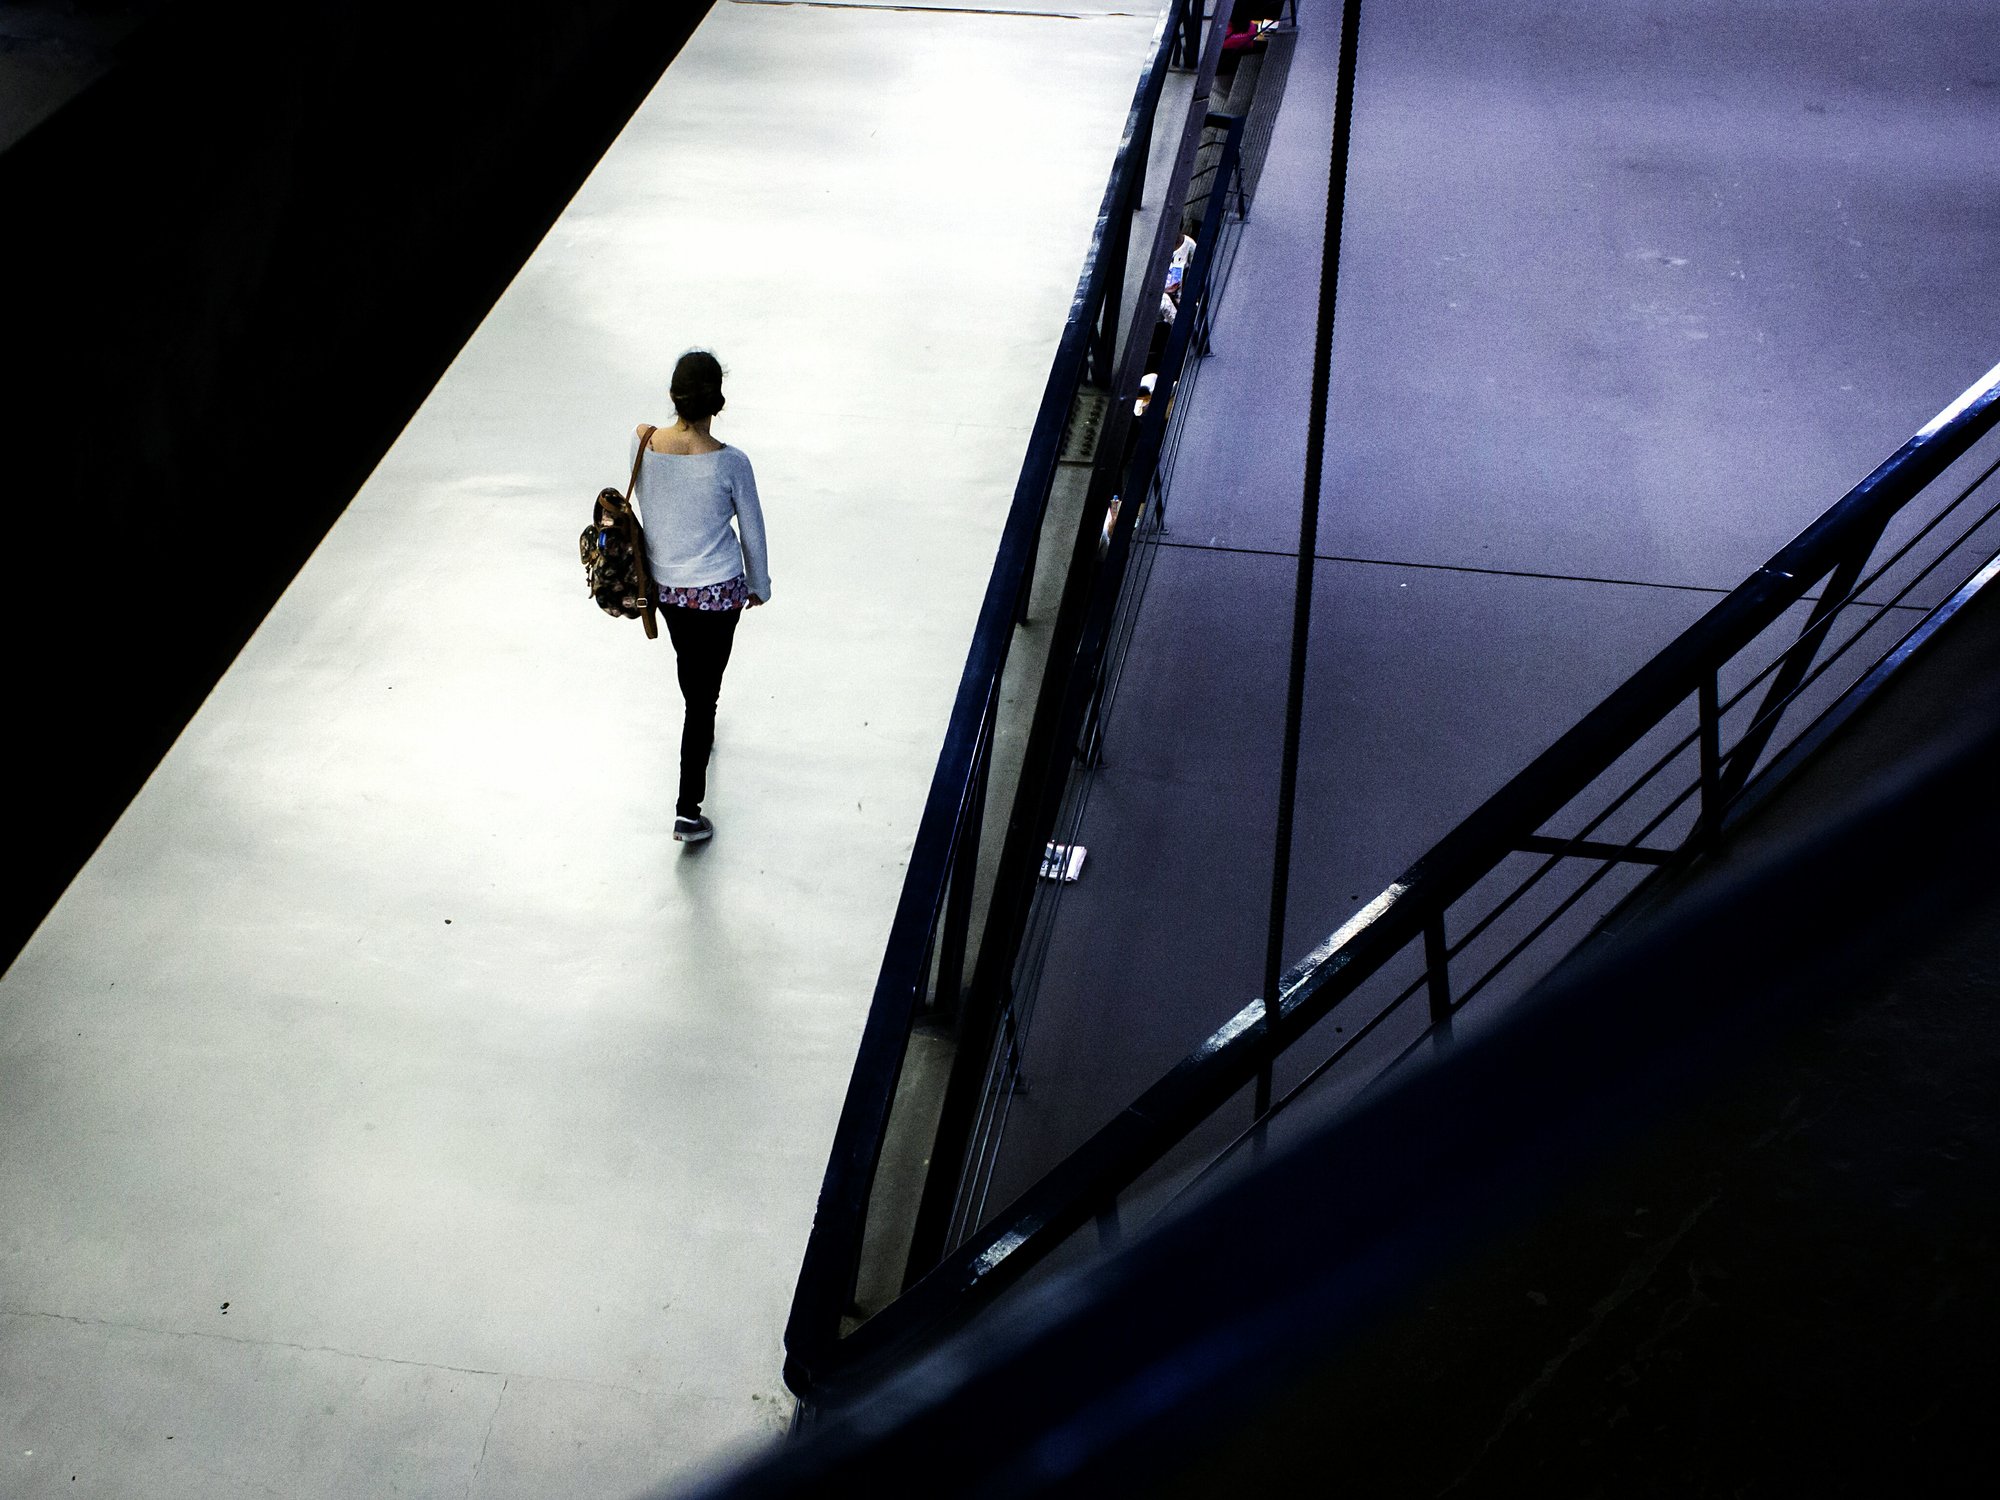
[631, 350, 771, 844]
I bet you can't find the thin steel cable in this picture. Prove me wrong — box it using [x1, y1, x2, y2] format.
[1319, 513, 2000, 1119]
[947, 999, 1018, 1245]
[1452, 484, 2000, 950]
[1453, 778, 1700, 1011]
[964, 1015, 1031, 1239]
[1441, 719, 1703, 963]
[1261, 776, 1705, 1154]
[1184, 949, 1432, 1197]
[1718, 548, 2000, 812]
[1714, 453, 2000, 721]
[1429, 465, 2000, 919]
[1093, 477, 1168, 736]
[1264, 0, 1365, 1102]
[1456, 500, 1996, 1021]
[1220, 514, 1999, 1177]
[1512, 471, 2000, 890]
[1718, 493, 2000, 765]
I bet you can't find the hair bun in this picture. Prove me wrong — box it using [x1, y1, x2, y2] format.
[670, 349, 727, 421]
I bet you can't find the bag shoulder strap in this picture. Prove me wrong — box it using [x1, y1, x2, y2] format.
[625, 425, 654, 510]
[629, 424, 659, 639]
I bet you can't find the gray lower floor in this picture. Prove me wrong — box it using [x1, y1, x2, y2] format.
[981, 0, 2000, 1212]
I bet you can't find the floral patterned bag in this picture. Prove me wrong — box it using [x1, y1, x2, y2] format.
[579, 424, 659, 639]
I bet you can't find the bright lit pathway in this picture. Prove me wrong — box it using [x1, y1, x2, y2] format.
[0, 3, 1162, 1496]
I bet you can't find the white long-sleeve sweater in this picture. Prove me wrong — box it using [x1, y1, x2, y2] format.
[629, 439, 773, 601]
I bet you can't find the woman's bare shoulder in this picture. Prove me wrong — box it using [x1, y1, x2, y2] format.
[642, 426, 727, 456]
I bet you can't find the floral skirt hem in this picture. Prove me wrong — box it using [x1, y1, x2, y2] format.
[656, 575, 749, 612]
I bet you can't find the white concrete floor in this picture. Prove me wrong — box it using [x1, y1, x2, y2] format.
[0, 3, 1160, 1496]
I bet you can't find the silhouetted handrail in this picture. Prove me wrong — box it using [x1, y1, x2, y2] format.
[683, 685, 2000, 1500]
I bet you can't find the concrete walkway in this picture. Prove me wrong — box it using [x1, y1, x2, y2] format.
[0, 3, 1161, 1496]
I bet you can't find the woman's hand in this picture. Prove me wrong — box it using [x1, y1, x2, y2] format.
[746, 594, 765, 608]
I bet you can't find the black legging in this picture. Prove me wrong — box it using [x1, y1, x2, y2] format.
[661, 604, 742, 818]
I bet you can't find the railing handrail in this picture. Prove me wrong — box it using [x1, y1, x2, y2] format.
[935, 113, 1250, 1253]
[793, 356, 2000, 1401]
[896, 2, 1240, 1283]
[1389, 359, 2000, 934]
[784, 0, 1193, 1380]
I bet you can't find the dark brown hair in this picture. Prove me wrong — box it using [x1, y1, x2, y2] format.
[670, 349, 726, 422]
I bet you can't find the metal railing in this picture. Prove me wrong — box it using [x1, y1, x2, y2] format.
[788, 354, 2000, 1405]
[897, 0, 1240, 1294]
[937, 114, 1252, 1258]
[783, 0, 1206, 1408]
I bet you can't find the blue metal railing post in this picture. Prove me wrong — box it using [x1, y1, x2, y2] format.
[931, 713, 993, 1024]
[1718, 525, 1886, 803]
[1424, 915, 1453, 1047]
[1173, 0, 1203, 69]
[1094, 200, 1132, 388]
[1697, 673, 1723, 849]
